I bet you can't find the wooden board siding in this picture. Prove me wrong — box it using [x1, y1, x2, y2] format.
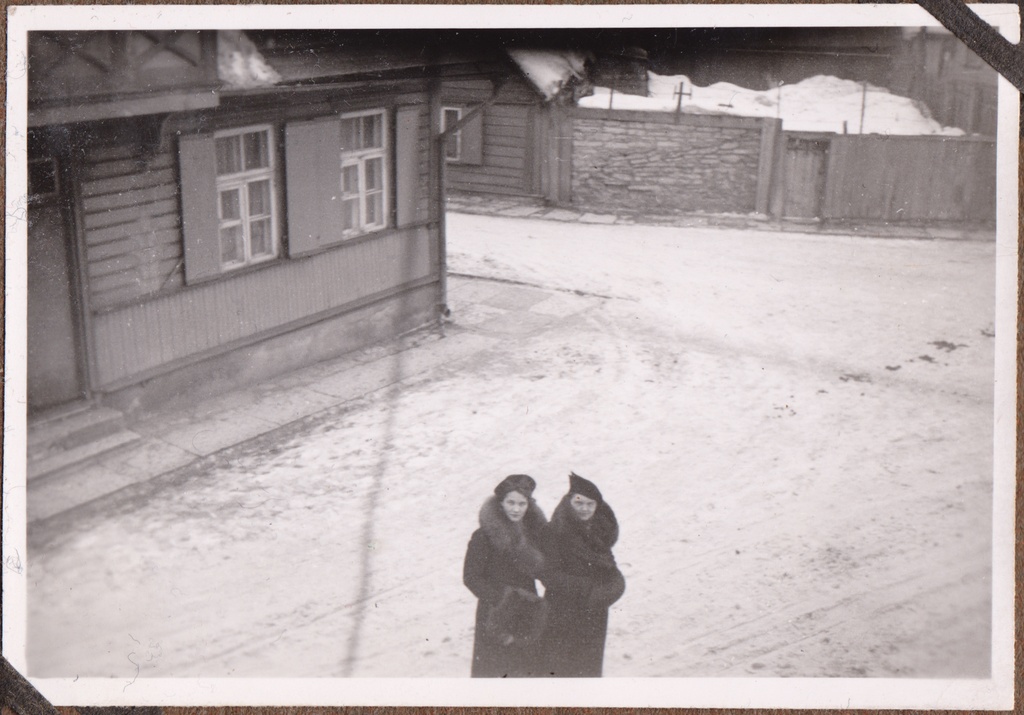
[440, 75, 543, 198]
[80, 98, 439, 392]
[441, 76, 539, 107]
[91, 226, 436, 388]
[821, 135, 996, 223]
[80, 144, 185, 311]
[446, 102, 537, 196]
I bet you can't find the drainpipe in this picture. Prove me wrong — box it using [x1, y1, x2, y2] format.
[435, 77, 507, 333]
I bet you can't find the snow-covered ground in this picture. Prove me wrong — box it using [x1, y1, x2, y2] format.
[27, 214, 996, 685]
[579, 72, 965, 135]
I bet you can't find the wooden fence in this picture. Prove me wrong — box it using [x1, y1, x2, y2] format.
[461, 104, 997, 226]
[772, 132, 996, 224]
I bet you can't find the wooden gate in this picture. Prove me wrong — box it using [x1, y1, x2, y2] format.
[776, 135, 830, 219]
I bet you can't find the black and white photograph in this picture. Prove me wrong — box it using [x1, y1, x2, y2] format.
[2, 2, 1017, 709]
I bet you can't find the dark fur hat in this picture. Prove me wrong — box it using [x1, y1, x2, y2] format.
[568, 471, 602, 502]
[494, 473, 536, 499]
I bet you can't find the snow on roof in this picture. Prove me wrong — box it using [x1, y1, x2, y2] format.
[579, 72, 965, 136]
[507, 48, 590, 101]
[218, 31, 281, 89]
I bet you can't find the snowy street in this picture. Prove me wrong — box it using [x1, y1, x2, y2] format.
[27, 212, 996, 680]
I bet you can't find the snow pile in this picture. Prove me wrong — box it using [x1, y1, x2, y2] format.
[218, 30, 281, 89]
[580, 72, 964, 136]
[508, 48, 590, 101]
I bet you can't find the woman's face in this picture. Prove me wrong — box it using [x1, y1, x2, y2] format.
[569, 493, 598, 521]
[501, 491, 529, 522]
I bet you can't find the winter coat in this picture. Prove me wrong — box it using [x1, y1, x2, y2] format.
[463, 495, 549, 677]
[539, 494, 625, 677]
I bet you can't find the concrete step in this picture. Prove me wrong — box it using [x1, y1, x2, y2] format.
[28, 405, 126, 458]
[28, 430, 141, 482]
[27, 404, 141, 482]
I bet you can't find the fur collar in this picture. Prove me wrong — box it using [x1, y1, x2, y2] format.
[479, 495, 548, 577]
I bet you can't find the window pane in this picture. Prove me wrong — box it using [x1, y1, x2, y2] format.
[220, 189, 241, 220]
[342, 198, 359, 230]
[220, 224, 244, 264]
[243, 131, 270, 170]
[342, 164, 360, 194]
[365, 158, 383, 190]
[250, 218, 272, 256]
[341, 117, 358, 152]
[444, 109, 460, 131]
[248, 180, 271, 216]
[365, 191, 383, 225]
[216, 135, 242, 175]
[362, 115, 382, 149]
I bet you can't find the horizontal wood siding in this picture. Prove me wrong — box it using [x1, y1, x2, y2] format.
[441, 76, 539, 106]
[91, 226, 436, 387]
[822, 135, 996, 222]
[80, 144, 185, 311]
[446, 102, 536, 196]
[77, 93, 440, 390]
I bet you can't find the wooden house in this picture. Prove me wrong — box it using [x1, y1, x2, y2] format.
[439, 48, 591, 205]
[25, 30, 500, 416]
[894, 27, 997, 137]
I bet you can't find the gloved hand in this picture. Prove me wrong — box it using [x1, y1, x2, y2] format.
[514, 587, 541, 602]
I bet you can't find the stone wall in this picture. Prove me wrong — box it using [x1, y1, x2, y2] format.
[570, 108, 776, 216]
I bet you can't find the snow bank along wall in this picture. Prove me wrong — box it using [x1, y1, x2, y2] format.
[571, 108, 775, 216]
[564, 107, 995, 226]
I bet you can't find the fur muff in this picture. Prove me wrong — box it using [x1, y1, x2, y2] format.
[484, 585, 550, 646]
[479, 495, 548, 578]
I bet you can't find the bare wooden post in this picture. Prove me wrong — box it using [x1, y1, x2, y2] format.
[859, 81, 868, 134]
[672, 81, 690, 124]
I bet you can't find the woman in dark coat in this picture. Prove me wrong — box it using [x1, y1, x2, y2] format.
[463, 473, 549, 678]
[540, 472, 626, 677]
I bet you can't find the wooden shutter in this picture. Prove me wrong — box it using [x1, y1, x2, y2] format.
[285, 116, 342, 256]
[178, 134, 221, 284]
[460, 109, 484, 165]
[396, 105, 427, 228]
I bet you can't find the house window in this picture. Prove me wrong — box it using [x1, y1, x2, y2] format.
[442, 107, 462, 161]
[182, 107, 426, 282]
[214, 125, 279, 270]
[340, 110, 389, 237]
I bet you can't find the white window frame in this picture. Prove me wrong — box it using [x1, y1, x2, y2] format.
[214, 124, 280, 271]
[339, 109, 390, 239]
[441, 106, 462, 162]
